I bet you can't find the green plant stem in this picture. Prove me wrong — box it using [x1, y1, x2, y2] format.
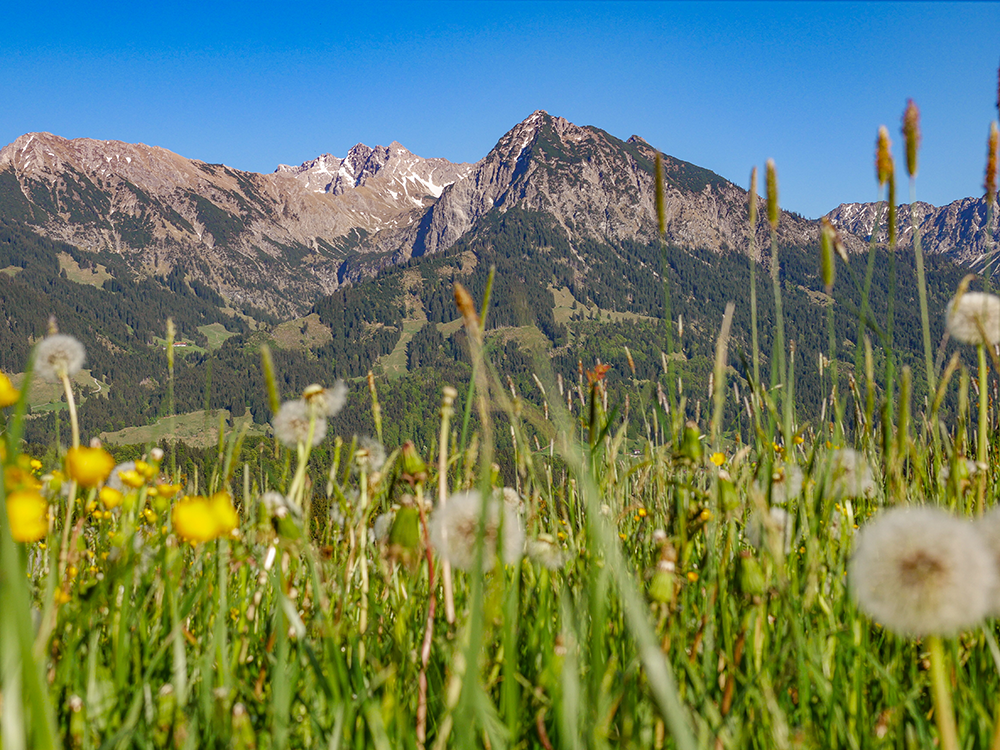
[928, 635, 959, 750]
[978, 343, 989, 515]
[59, 372, 80, 449]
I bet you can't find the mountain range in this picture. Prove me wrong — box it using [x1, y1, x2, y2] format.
[0, 110, 994, 451]
[4, 110, 992, 320]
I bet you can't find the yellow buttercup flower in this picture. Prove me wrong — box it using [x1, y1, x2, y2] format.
[117, 469, 146, 489]
[172, 492, 240, 543]
[210, 492, 239, 536]
[172, 496, 219, 543]
[99, 487, 123, 509]
[6, 462, 42, 492]
[6, 490, 49, 542]
[0, 372, 19, 408]
[710, 452, 726, 467]
[155, 483, 182, 499]
[134, 460, 156, 480]
[65, 447, 115, 488]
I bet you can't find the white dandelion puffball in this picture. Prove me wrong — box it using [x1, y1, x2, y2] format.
[974, 507, 1000, 616]
[745, 506, 794, 554]
[946, 291, 1000, 346]
[849, 506, 996, 637]
[273, 399, 327, 448]
[303, 380, 348, 417]
[35, 334, 86, 382]
[756, 463, 803, 506]
[355, 436, 386, 473]
[826, 449, 876, 499]
[527, 535, 569, 570]
[429, 489, 524, 571]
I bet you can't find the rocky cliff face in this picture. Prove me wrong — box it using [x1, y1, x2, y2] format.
[0, 133, 472, 315]
[361, 111, 824, 271]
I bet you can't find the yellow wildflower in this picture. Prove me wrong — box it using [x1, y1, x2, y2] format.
[117, 469, 146, 489]
[172, 496, 219, 543]
[172, 492, 240, 543]
[0, 372, 19, 408]
[6, 490, 49, 542]
[710, 452, 726, 467]
[134, 460, 156, 480]
[65, 447, 115, 488]
[99, 487, 123, 509]
[6, 463, 42, 492]
[155, 483, 182, 499]
[210, 491, 240, 536]
[30, 458, 43, 471]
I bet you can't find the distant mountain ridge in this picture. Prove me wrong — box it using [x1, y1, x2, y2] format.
[0, 113, 996, 318]
[825, 197, 998, 265]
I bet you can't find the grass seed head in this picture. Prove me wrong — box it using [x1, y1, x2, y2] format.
[902, 99, 920, 178]
[986, 122, 998, 201]
[850, 506, 995, 637]
[820, 217, 837, 291]
[35, 333, 85, 383]
[748, 166, 758, 228]
[765, 159, 779, 229]
[876, 126, 893, 187]
[946, 291, 1000, 346]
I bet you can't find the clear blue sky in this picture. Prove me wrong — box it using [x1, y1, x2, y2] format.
[3, 1, 998, 218]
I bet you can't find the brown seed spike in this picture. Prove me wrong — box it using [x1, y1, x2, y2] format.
[876, 126, 893, 187]
[986, 122, 998, 201]
[453, 282, 480, 333]
[902, 100, 920, 179]
[748, 166, 758, 228]
[765, 159, 779, 230]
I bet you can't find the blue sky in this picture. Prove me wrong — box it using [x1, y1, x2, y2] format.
[3, 1, 998, 218]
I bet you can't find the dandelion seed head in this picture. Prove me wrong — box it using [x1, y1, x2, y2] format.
[745, 506, 794, 554]
[273, 399, 327, 448]
[35, 334, 85, 383]
[756, 463, 803, 506]
[429, 489, 524, 571]
[527, 535, 568, 570]
[849, 506, 995, 637]
[354, 436, 386, 473]
[370, 511, 395, 544]
[827, 449, 876, 499]
[946, 291, 1000, 346]
[303, 380, 347, 417]
[974, 506, 1000, 616]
